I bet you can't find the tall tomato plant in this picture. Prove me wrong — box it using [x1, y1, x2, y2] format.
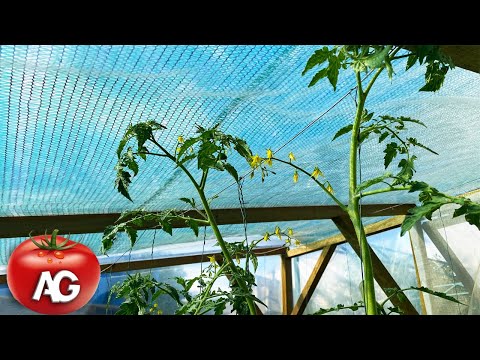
[253, 46, 480, 314]
[102, 123, 295, 315]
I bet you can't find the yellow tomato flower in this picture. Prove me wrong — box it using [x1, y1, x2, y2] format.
[266, 158, 272, 167]
[287, 228, 294, 237]
[326, 184, 334, 194]
[153, 303, 158, 308]
[295, 239, 301, 246]
[157, 310, 163, 315]
[311, 166, 324, 179]
[177, 136, 184, 143]
[208, 255, 216, 263]
[263, 232, 270, 241]
[266, 148, 273, 160]
[275, 226, 282, 240]
[176, 147, 182, 153]
[250, 154, 262, 168]
[149, 308, 154, 312]
[288, 152, 296, 162]
[293, 170, 299, 183]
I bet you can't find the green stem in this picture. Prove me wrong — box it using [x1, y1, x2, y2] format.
[194, 262, 228, 315]
[197, 188, 257, 315]
[363, 47, 401, 98]
[360, 186, 411, 198]
[175, 216, 210, 225]
[150, 137, 257, 315]
[271, 157, 348, 212]
[349, 71, 377, 315]
[200, 169, 209, 191]
[383, 125, 408, 149]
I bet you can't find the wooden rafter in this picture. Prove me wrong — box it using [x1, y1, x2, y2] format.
[287, 215, 406, 258]
[0, 204, 414, 239]
[291, 245, 337, 315]
[281, 254, 293, 315]
[403, 46, 480, 74]
[0, 246, 286, 285]
[332, 216, 419, 315]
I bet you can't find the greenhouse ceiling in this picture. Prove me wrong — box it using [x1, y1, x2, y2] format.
[0, 45, 478, 258]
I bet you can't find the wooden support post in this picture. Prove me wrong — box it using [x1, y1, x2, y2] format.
[281, 254, 293, 315]
[332, 216, 419, 315]
[291, 245, 337, 315]
[409, 222, 431, 315]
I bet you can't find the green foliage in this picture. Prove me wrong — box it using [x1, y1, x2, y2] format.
[302, 46, 346, 89]
[356, 173, 392, 193]
[334, 112, 440, 192]
[304, 45, 454, 93]
[114, 122, 253, 202]
[101, 209, 178, 253]
[312, 302, 364, 315]
[108, 273, 164, 315]
[312, 286, 464, 315]
[105, 122, 301, 315]
[176, 123, 253, 182]
[300, 44, 475, 315]
[406, 46, 454, 92]
[401, 183, 480, 235]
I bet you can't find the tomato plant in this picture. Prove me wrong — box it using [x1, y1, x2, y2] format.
[7, 229, 100, 315]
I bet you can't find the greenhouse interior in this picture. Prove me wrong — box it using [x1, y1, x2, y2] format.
[0, 45, 479, 315]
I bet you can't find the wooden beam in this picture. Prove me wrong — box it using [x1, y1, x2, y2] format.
[403, 46, 480, 74]
[440, 45, 480, 74]
[0, 204, 414, 239]
[291, 245, 336, 315]
[287, 215, 406, 258]
[0, 246, 286, 285]
[332, 216, 419, 315]
[281, 255, 293, 315]
[409, 223, 429, 315]
[421, 222, 474, 293]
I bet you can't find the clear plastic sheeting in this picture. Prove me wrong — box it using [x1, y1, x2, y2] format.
[292, 227, 422, 315]
[0, 255, 282, 315]
[409, 192, 480, 314]
[293, 245, 366, 315]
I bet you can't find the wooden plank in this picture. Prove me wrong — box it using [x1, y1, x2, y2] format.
[422, 222, 474, 293]
[281, 255, 293, 315]
[0, 204, 414, 239]
[291, 245, 336, 315]
[332, 216, 419, 315]
[403, 46, 480, 74]
[287, 215, 406, 258]
[440, 45, 480, 74]
[409, 223, 429, 315]
[0, 246, 286, 285]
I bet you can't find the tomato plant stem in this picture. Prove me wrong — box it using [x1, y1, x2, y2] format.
[151, 137, 257, 315]
[349, 71, 377, 315]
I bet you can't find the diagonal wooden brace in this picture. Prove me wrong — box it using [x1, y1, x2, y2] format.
[291, 245, 337, 315]
[332, 215, 418, 315]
